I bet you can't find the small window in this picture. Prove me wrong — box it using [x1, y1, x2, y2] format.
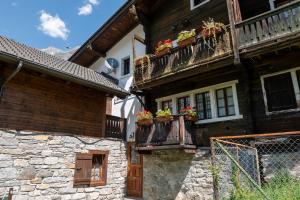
[216, 87, 236, 117]
[74, 151, 108, 187]
[177, 96, 190, 113]
[162, 100, 173, 113]
[190, 0, 210, 10]
[264, 73, 297, 112]
[122, 57, 130, 76]
[195, 92, 212, 120]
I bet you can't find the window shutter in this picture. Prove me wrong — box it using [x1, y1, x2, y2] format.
[264, 73, 297, 112]
[74, 153, 93, 186]
[297, 70, 300, 89]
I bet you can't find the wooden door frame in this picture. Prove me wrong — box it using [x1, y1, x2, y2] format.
[127, 142, 143, 198]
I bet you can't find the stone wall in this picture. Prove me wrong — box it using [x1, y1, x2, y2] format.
[0, 129, 127, 200]
[143, 149, 214, 200]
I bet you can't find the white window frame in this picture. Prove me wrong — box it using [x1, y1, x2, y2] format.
[190, 0, 210, 10]
[121, 56, 131, 77]
[155, 80, 243, 124]
[261, 67, 300, 115]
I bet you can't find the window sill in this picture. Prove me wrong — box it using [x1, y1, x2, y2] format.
[195, 115, 243, 124]
[90, 180, 106, 187]
[266, 108, 300, 116]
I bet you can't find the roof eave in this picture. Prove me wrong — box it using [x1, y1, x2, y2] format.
[0, 52, 129, 99]
[69, 0, 137, 63]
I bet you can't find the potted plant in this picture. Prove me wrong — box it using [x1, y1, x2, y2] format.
[136, 110, 153, 126]
[135, 55, 152, 66]
[177, 29, 197, 47]
[155, 39, 173, 57]
[202, 18, 226, 39]
[180, 106, 198, 122]
[156, 108, 173, 123]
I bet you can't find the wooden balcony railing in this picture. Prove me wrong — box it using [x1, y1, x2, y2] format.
[236, 0, 300, 49]
[135, 115, 196, 151]
[134, 30, 232, 85]
[105, 115, 126, 140]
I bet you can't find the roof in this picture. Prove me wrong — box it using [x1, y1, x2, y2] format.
[69, 0, 139, 67]
[0, 36, 129, 98]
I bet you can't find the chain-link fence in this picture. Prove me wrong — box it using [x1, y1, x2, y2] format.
[210, 132, 300, 200]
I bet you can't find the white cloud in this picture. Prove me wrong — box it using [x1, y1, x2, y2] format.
[38, 10, 70, 40]
[78, 3, 93, 15]
[89, 0, 99, 5]
[11, 2, 18, 7]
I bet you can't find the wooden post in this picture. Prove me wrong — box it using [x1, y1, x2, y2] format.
[179, 116, 186, 145]
[8, 188, 13, 200]
[210, 138, 220, 200]
[226, 0, 240, 65]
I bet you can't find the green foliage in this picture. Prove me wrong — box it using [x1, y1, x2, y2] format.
[156, 108, 172, 118]
[177, 29, 196, 42]
[225, 170, 300, 200]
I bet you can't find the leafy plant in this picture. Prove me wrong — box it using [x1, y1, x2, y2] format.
[202, 18, 226, 39]
[156, 108, 172, 118]
[177, 29, 196, 42]
[136, 110, 153, 122]
[156, 39, 173, 52]
[180, 106, 197, 117]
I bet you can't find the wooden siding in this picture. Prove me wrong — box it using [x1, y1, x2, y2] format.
[149, 0, 229, 52]
[146, 65, 251, 146]
[0, 64, 107, 137]
[245, 50, 300, 133]
[145, 51, 300, 146]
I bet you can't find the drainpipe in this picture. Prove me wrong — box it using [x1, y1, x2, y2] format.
[0, 61, 23, 99]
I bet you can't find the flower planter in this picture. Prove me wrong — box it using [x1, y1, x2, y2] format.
[135, 57, 151, 66]
[137, 119, 153, 126]
[155, 47, 172, 57]
[184, 115, 198, 122]
[202, 28, 222, 38]
[177, 36, 196, 48]
[156, 116, 174, 123]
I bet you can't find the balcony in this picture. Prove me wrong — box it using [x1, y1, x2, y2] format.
[236, 0, 300, 55]
[105, 115, 126, 140]
[135, 115, 197, 152]
[133, 30, 233, 88]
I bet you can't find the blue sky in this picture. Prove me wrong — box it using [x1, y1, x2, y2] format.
[0, 0, 126, 50]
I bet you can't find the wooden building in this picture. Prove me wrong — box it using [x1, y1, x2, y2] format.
[0, 36, 130, 199]
[67, 0, 300, 199]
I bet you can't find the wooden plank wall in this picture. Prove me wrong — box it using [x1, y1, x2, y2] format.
[0, 64, 107, 137]
[245, 50, 300, 133]
[149, 0, 229, 51]
[146, 51, 300, 146]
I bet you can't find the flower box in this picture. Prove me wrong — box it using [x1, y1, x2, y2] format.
[202, 28, 222, 38]
[184, 115, 198, 122]
[156, 116, 174, 123]
[177, 36, 196, 48]
[155, 47, 172, 57]
[137, 119, 154, 126]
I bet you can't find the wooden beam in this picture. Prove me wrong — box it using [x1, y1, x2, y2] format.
[86, 43, 106, 58]
[226, 0, 240, 64]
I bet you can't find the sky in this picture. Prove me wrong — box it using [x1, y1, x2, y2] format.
[0, 0, 126, 50]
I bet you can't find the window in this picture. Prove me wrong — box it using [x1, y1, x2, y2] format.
[177, 96, 190, 113]
[195, 92, 212, 120]
[190, 0, 210, 10]
[216, 87, 236, 117]
[263, 73, 297, 112]
[162, 100, 173, 113]
[74, 151, 108, 187]
[156, 80, 242, 124]
[122, 57, 130, 76]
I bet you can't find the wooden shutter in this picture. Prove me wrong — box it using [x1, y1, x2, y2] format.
[74, 153, 93, 186]
[264, 73, 297, 112]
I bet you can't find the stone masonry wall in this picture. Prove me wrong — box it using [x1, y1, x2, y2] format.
[0, 129, 127, 200]
[143, 149, 214, 200]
